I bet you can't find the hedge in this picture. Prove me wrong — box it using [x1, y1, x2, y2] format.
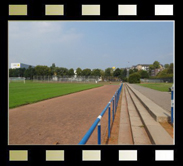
[129, 73, 141, 83]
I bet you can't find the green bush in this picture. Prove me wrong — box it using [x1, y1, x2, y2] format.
[129, 73, 141, 83]
[156, 69, 173, 78]
[138, 70, 149, 79]
[122, 77, 127, 82]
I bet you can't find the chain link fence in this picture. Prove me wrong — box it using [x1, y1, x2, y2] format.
[33, 75, 100, 83]
[140, 77, 173, 83]
[9, 77, 25, 83]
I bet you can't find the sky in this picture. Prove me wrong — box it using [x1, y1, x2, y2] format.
[8, 21, 174, 70]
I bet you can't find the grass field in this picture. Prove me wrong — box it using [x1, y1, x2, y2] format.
[137, 83, 173, 92]
[9, 81, 103, 108]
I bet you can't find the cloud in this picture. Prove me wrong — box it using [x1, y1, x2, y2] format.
[57, 32, 83, 44]
[8, 21, 84, 67]
[9, 21, 83, 44]
[31, 21, 63, 34]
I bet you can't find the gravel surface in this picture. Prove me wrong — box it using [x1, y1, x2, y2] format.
[129, 84, 171, 113]
[9, 84, 120, 145]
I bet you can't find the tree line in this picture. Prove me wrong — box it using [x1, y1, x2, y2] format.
[128, 61, 173, 83]
[9, 61, 173, 81]
[9, 63, 128, 80]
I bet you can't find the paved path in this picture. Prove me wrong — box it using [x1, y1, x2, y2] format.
[129, 84, 171, 113]
[9, 84, 120, 145]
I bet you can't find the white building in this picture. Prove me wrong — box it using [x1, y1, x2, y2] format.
[11, 63, 35, 69]
[74, 69, 77, 78]
[131, 64, 151, 71]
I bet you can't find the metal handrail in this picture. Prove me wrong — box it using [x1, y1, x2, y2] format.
[78, 83, 123, 145]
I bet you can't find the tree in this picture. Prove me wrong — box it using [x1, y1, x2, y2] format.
[56, 67, 68, 76]
[20, 68, 26, 77]
[9, 69, 14, 77]
[113, 68, 121, 77]
[119, 68, 127, 81]
[100, 69, 105, 81]
[156, 63, 173, 78]
[138, 70, 149, 79]
[122, 68, 127, 78]
[9, 68, 18, 77]
[133, 68, 138, 73]
[91, 69, 101, 77]
[50, 63, 56, 75]
[156, 69, 168, 78]
[129, 73, 141, 83]
[76, 67, 82, 76]
[149, 64, 155, 74]
[105, 68, 112, 77]
[164, 64, 170, 69]
[9, 68, 26, 77]
[51, 63, 56, 68]
[153, 61, 160, 69]
[81, 68, 91, 77]
[68, 68, 75, 76]
[34, 65, 51, 76]
[24, 66, 35, 79]
[129, 69, 134, 75]
[167, 63, 173, 74]
[156, 69, 172, 78]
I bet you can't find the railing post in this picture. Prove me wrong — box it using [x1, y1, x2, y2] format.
[116, 92, 118, 111]
[171, 84, 174, 123]
[108, 103, 111, 139]
[114, 95, 116, 113]
[98, 122, 101, 145]
[112, 98, 114, 121]
[117, 91, 118, 105]
[115, 94, 117, 113]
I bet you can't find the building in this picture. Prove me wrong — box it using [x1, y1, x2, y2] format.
[151, 65, 164, 76]
[130, 65, 136, 70]
[134, 64, 151, 71]
[11, 63, 35, 69]
[151, 68, 160, 76]
[129, 63, 164, 76]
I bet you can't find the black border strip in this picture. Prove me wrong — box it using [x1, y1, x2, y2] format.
[0, 1, 180, 166]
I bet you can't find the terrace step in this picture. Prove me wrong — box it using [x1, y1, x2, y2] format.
[118, 86, 133, 145]
[124, 85, 151, 145]
[125, 84, 173, 145]
[126, 84, 170, 123]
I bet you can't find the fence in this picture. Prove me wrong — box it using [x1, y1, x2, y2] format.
[33, 75, 100, 83]
[9, 77, 25, 83]
[171, 84, 174, 123]
[140, 77, 173, 83]
[102, 76, 122, 82]
[78, 83, 123, 145]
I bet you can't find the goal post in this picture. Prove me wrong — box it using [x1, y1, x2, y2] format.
[9, 77, 26, 84]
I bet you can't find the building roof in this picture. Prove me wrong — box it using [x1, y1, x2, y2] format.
[136, 64, 152, 66]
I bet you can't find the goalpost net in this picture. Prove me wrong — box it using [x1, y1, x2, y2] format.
[9, 77, 25, 84]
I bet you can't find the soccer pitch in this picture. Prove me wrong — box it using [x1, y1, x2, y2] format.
[9, 81, 102, 108]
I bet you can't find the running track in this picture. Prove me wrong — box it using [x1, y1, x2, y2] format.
[9, 84, 120, 145]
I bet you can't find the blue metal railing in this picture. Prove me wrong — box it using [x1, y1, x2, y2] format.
[171, 84, 174, 123]
[78, 83, 123, 145]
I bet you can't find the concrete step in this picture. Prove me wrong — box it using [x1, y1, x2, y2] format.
[125, 84, 173, 145]
[126, 84, 170, 123]
[124, 85, 151, 145]
[118, 87, 133, 145]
